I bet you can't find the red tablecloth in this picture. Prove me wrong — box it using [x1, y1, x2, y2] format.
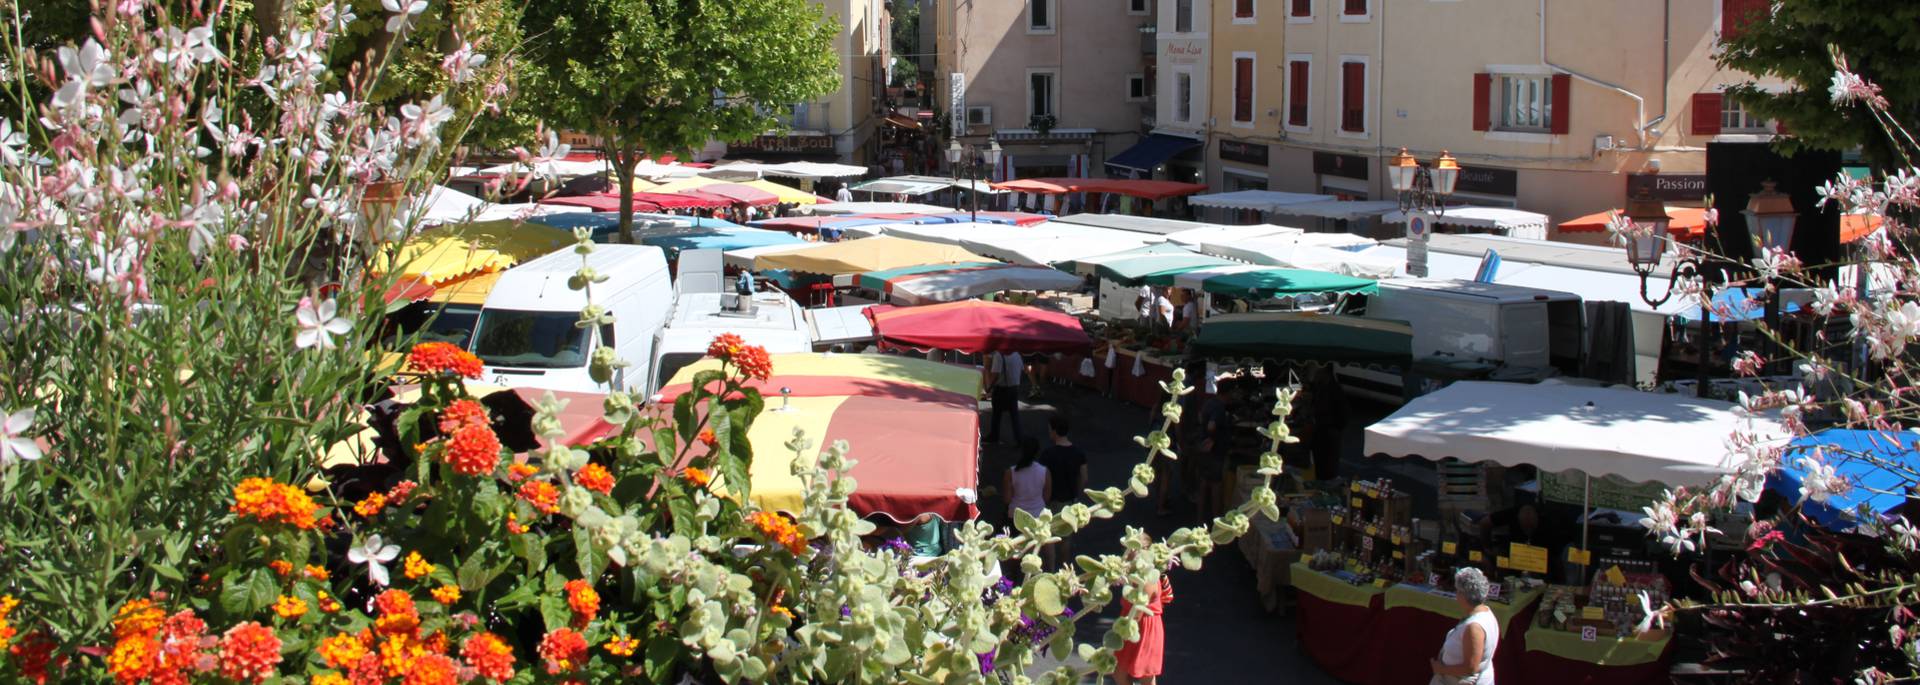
[1111, 350, 1175, 409]
[1372, 597, 1538, 684]
[1294, 586, 1387, 683]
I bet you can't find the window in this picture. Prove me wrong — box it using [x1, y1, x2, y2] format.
[1286, 58, 1310, 129]
[1029, 0, 1054, 32]
[1340, 60, 1366, 133]
[1127, 74, 1150, 101]
[966, 106, 992, 127]
[1129, 0, 1150, 15]
[1234, 0, 1255, 21]
[1721, 97, 1770, 132]
[1497, 75, 1551, 132]
[1028, 71, 1056, 121]
[1721, 0, 1768, 42]
[1343, 0, 1367, 17]
[1290, 0, 1311, 19]
[789, 102, 811, 129]
[1175, 0, 1193, 32]
[1176, 70, 1194, 122]
[1232, 56, 1255, 124]
[472, 309, 592, 369]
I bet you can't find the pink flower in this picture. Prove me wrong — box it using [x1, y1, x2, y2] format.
[225, 234, 249, 251]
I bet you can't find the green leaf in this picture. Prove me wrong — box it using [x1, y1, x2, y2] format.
[674, 391, 700, 443]
[244, 568, 278, 615]
[539, 594, 571, 633]
[1031, 575, 1065, 616]
[574, 525, 609, 582]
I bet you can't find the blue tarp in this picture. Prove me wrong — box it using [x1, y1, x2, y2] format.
[640, 227, 802, 255]
[1104, 133, 1202, 176]
[1767, 429, 1916, 529]
[1676, 287, 1804, 323]
[929, 213, 1019, 225]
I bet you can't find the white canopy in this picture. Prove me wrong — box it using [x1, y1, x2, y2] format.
[1364, 379, 1786, 486]
[407, 185, 588, 226]
[849, 178, 950, 197]
[809, 202, 955, 216]
[847, 264, 1086, 305]
[1169, 264, 1274, 291]
[724, 241, 834, 270]
[1382, 207, 1551, 239]
[475, 159, 609, 179]
[1202, 233, 1390, 277]
[1189, 190, 1336, 212]
[1268, 200, 1402, 221]
[857, 221, 1155, 266]
[1162, 224, 1304, 247]
[631, 160, 702, 180]
[705, 161, 868, 180]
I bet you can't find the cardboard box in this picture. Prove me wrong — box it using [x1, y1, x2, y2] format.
[1257, 548, 1301, 612]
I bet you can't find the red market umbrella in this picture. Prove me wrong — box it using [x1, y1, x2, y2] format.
[865, 300, 1091, 354]
[687, 183, 779, 207]
[539, 193, 665, 212]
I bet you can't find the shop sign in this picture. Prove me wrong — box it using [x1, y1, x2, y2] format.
[1219, 140, 1269, 166]
[728, 134, 835, 155]
[1163, 41, 1206, 64]
[1455, 165, 1518, 197]
[1312, 151, 1369, 181]
[1538, 471, 1667, 511]
[949, 72, 966, 139]
[1508, 543, 1549, 574]
[1626, 173, 1709, 201]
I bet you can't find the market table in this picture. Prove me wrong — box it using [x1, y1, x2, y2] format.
[1372, 583, 1544, 685]
[1290, 563, 1389, 684]
[1111, 348, 1178, 409]
[1509, 623, 1674, 685]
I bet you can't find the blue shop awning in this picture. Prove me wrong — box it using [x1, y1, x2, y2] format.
[1104, 134, 1202, 177]
[1767, 429, 1918, 529]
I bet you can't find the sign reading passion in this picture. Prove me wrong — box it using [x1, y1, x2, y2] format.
[1219, 140, 1269, 166]
[728, 134, 835, 155]
[1626, 173, 1709, 201]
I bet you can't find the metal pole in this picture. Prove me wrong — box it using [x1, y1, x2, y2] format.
[1580, 472, 1591, 584]
[1697, 285, 1714, 399]
[971, 156, 980, 223]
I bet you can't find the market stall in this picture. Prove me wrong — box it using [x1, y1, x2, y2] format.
[657, 353, 982, 522]
[748, 236, 992, 275]
[1189, 312, 1410, 365]
[1767, 428, 1918, 529]
[865, 300, 1090, 354]
[810, 201, 956, 216]
[1161, 223, 1303, 248]
[378, 220, 574, 286]
[850, 262, 1083, 305]
[1381, 207, 1551, 240]
[1064, 243, 1240, 287]
[1187, 190, 1335, 213]
[1201, 236, 1396, 278]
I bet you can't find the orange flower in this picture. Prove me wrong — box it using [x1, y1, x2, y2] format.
[402, 552, 435, 581]
[354, 492, 389, 518]
[442, 423, 502, 477]
[706, 333, 747, 361]
[603, 636, 639, 657]
[402, 653, 459, 685]
[304, 565, 330, 581]
[372, 590, 420, 636]
[0, 595, 17, 652]
[574, 463, 614, 495]
[505, 513, 526, 535]
[386, 480, 418, 503]
[430, 585, 461, 605]
[271, 595, 308, 620]
[733, 344, 773, 381]
[770, 604, 795, 621]
[697, 428, 717, 447]
[460, 632, 515, 682]
[747, 511, 809, 555]
[231, 478, 320, 529]
[537, 629, 588, 674]
[106, 634, 158, 683]
[563, 580, 599, 626]
[317, 633, 369, 669]
[311, 673, 349, 685]
[682, 466, 712, 489]
[268, 560, 294, 577]
[217, 622, 282, 684]
[517, 481, 560, 515]
[10, 631, 55, 684]
[113, 599, 166, 640]
[507, 463, 538, 482]
[406, 342, 483, 379]
[316, 591, 342, 613]
[377, 633, 426, 679]
[436, 399, 489, 434]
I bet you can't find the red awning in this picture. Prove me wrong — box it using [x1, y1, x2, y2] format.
[866, 300, 1091, 354]
[382, 276, 438, 305]
[992, 177, 1209, 201]
[687, 183, 779, 207]
[539, 194, 653, 212]
[1559, 207, 1708, 241]
[1843, 214, 1884, 243]
[883, 113, 923, 130]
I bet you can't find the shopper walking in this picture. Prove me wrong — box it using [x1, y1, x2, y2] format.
[1002, 438, 1051, 525]
[1038, 414, 1087, 569]
[984, 349, 1025, 444]
[1430, 567, 1500, 685]
[1114, 574, 1174, 685]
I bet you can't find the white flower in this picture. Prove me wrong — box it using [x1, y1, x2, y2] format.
[1893, 517, 1920, 552]
[294, 296, 353, 350]
[58, 40, 117, 89]
[346, 534, 402, 586]
[0, 120, 26, 167]
[1634, 591, 1666, 634]
[0, 409, 41, 465]
[1796, 454, 1841, 504]
[382, 0, 428, 33]
[440, 42, 488, 83]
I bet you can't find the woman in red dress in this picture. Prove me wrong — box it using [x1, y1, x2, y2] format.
[1114, 575, 1174, 684]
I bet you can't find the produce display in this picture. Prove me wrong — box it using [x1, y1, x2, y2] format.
[1537, 558, 1669, 638]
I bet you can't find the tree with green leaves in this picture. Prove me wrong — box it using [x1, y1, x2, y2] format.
[519, 0, 841, 243]
[1718, 0, 1920, 170]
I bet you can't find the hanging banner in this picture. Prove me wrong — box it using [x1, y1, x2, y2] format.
[1538, 472, 1670, 511]
[950, 73, 967, 139]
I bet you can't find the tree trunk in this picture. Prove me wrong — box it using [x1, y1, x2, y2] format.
[253, 0, 288, 40]
[615, 144, 638, 245]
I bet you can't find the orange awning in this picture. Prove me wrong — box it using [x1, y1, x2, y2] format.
[993, 177, 1209, 201]
[1842, 214, 1883, 243]
[1558, 207, 1708, 241]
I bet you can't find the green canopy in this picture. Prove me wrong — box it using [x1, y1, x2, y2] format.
[1065, 243, 1237, 287]
[1195, 268, 1377, 299]
[1190, 312, 1413, 364]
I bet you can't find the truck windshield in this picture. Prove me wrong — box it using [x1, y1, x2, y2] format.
[471, 309, 591, 369]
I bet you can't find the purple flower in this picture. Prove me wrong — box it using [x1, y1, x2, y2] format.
[977, 649, 996, 673]
[884, 537, 912, 555]
[840, 605, 852, 618]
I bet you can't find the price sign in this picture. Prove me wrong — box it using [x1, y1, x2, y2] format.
[1442, 542, 1458, 554]
[1332, 515, 1345, 525]
[1581, 606, 1606, 621]
[1580, 626, 1598, 642]
[1351, 482, 1363, 493]
[1567, 548, 1593, 566]
[1365, 525, 1379, 537]
[1604, 565, 1628, 586]
[1391, 533, 1405, 545]
[1350, 497, 1363, 508]
[1508, 543, 1549, 574]
[1392, 550, 1405, 560]
[1373, 579, 1390, 588]
[1361, 536, 1375, 553]
[1496, 556, 1511, 569]
[1468, 551, 1484, 562]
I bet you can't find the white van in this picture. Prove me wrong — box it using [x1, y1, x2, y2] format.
[469, 244, 673, 394]
[1340, 279, 1584, 403]
[646, 249, 814, 392]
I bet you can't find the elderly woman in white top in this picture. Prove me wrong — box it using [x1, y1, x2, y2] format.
[1430, 567, 1500, 685]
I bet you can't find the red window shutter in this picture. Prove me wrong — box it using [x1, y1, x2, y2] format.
[1471, 73, 1491, 132]
[1549, 73, 1571, 135]
[1237, 0, 1254, 18]
[1292, 0, 1310, 16]
[1722, 0, 1767, 41]
[1344, 0, 1366, 16]
[1288, 61, 1310, 126]
[1234, 58, 1255, 122]
[1774, 118, 1790, 135]
[1341, 62, 1365, 132]
[1690, 93, 1722, 136]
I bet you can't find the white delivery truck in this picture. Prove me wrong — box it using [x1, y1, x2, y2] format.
[469, 244, 673, 394]
[646, 249, 814, 393]
[1339, 279, 1585, 403]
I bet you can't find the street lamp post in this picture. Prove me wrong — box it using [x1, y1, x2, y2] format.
[1743, 180, 1799, 376]
[946, 138, 1002, 223]
[1622, 187, 1716, 398]
[1387, 149, 1460, 278]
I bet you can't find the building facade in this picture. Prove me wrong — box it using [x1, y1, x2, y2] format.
[935, 0, 1155, 179]
[1202, 0, 1780, 238]
[726, 0, 891, 166]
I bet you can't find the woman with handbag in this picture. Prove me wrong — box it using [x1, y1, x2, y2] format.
[1430, 567, 1500, 685]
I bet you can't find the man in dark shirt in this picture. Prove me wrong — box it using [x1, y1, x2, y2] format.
[1038, 414, 1088, 570]
[1480, 503, 1574, 582]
